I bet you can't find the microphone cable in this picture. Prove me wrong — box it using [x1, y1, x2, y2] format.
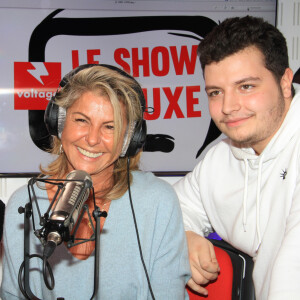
[18, 253, 54, 299]
[126, 157, 155, 300]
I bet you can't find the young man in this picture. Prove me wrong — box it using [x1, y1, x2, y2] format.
[174, 16, 299, 300]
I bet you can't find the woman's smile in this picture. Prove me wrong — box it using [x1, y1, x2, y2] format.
[77, 146, 103, 159]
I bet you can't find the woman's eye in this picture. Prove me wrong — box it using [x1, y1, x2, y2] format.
[105, 125, 114, 130]
[75, 118, 87, 123]
[102, 124, 115, 135]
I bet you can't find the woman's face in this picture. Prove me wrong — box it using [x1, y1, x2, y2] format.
[61, 91, 127, 179]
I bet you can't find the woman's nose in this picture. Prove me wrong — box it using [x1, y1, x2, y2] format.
[85, 126, 101, 146]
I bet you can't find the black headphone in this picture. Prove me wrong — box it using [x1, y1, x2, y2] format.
[44, 64, 147, 157]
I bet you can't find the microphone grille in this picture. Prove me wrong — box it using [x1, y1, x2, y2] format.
[66, 170, 92, 185]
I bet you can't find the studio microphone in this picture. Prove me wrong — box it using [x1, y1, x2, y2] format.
[42, 170, 93, 259]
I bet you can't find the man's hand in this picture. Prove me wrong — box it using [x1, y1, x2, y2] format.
[186, 231, 220, 296]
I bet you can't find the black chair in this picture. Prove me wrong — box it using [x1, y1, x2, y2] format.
[0, 199, 5, 242]
[209, 238, 255, 300]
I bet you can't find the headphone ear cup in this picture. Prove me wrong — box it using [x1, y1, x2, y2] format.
[126, 120, 147, 157]
[44, 97, 66, 138]
[44, 97, 59, 136]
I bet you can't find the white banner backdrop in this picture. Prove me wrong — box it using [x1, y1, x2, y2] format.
[0, 1, 277, 174]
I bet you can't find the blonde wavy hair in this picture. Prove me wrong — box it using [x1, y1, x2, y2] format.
[40, 65, 145, 200]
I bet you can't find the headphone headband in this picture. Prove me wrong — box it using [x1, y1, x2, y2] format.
[58, 64, 146, 112]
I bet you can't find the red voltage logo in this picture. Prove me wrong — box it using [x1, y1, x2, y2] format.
[14, 62, 61, 110]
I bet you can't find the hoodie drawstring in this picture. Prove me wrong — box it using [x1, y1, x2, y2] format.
[243, 158, 249, 232]
[243, 156, 263, 252]
[255, 156, 263, 251]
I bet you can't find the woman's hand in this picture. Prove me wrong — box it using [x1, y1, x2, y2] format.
[186, 231, 220, 296]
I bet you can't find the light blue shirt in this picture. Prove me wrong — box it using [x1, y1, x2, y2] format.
[1, 171, 190, 299]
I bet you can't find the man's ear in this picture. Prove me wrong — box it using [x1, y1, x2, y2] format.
[280, 68, 294, 99]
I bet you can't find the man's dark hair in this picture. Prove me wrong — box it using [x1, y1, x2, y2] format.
[198, 16, 290, 86]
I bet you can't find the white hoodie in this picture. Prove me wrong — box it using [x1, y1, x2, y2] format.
[174, 84, 300, 300]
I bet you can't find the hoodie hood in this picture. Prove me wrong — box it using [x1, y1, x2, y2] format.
[229, 83, 300, 251]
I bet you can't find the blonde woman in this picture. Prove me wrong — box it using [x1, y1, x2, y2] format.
[1, 65, 190, 299]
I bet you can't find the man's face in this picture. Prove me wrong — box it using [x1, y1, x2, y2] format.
[204, 46, 293, 154]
